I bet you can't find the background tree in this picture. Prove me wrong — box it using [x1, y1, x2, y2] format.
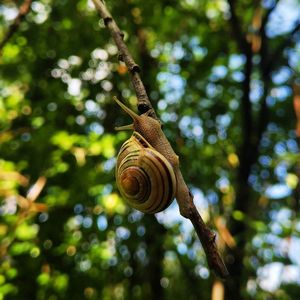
[0, 0, 300, 300]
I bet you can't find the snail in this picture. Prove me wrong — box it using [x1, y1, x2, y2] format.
[114, 97, 181, 214]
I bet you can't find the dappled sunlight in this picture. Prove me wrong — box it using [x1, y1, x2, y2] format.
[1, 0, 300, 298]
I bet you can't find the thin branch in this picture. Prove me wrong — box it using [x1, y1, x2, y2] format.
[91, 0, 156, 118]
[227, 0, 251, 55]
[0, 0, 33, 52]
[190, 199, 229, 276]
[250, 81, 270, 169]
[228, 0, 253, 153]
[92, 0, 228, 278]
[261, 0, 279, 30]
[241, 55, 253, 138]
[259, 0, 279, 70]
[255, 18, 300, 153]
[292, 82, 300, 212]
[175, 169, 229, 278]
[264, 20, 300, 76]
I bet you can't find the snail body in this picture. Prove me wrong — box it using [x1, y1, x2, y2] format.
[114, 97, 179, 214]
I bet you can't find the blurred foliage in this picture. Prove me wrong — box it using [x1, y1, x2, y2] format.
[0, 0, 300, 299]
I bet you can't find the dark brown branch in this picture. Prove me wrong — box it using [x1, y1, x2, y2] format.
[261, 0, 279, 30]
[227, 0, 251, 55]
[92, 0, 228, 279]
[256, 19, 300, 151]
[228, 0, 253, 144]
[264, 20, 300, 76]
[0, 0, 33, 52]
[224, 2, 256, 295]
[242, 54, 253, 137]
[260, 1, 279, 71]
[258, 11, 299, 155]
[251, 81, 270, 167]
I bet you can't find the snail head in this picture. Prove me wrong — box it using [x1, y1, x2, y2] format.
[114, 96, 162, 144]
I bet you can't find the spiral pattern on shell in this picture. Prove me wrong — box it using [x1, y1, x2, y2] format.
[116, 132, 176, 213]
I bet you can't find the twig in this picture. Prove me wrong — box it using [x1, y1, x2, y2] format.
[91, 0, 229, 278]
[0, 0, 33, 52]
[227, 0, 251, 55]
[264, 20, 300, 75]
[91, 0, 157, 119]
[261, 0, 279, 30]
[228, 0, 253, 152]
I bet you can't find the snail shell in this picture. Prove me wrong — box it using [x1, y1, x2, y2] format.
[116, 131, 176, 213]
